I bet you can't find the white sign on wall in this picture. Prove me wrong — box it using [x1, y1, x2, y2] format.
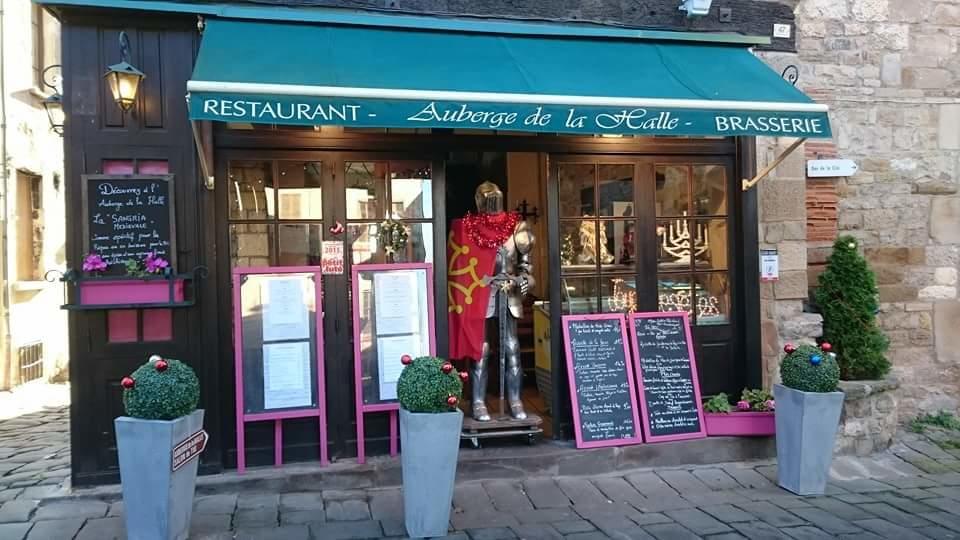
[760, 249, 779, 282]
[807, 159, 858, 178]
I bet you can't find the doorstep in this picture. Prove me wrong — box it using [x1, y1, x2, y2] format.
[56, 436, 774, 502]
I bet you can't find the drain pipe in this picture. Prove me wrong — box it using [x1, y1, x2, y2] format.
[0, 0, 13, 390]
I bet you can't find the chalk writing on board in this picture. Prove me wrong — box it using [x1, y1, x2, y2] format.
[566, 319, 638, 443]
[86, 177, 173, 266]
[632, 315, 703, 438]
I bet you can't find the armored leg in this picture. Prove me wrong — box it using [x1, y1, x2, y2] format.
[502, 315, 527, 420]
[470, 328, 492, 422]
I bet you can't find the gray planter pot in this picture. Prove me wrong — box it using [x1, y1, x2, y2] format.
[400, 408, 463, 538]
[774, 385, 844, 495]
[115, 409, 204, 540]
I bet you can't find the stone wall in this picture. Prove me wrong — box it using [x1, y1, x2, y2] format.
[836, 377, 900, 456]
[757, 0, 960, 420]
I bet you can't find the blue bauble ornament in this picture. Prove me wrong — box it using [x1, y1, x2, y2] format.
[810, 355, 822, 365]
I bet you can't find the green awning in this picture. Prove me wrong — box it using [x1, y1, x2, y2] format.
[187, 19, 831, 138]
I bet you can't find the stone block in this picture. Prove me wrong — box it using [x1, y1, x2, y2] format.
[905, 302, 933, 312]
[935, 268, 958, 286]
[931, 197, 960, 244]
[933, 3, 960, 24]
[904, 68, 954, 89]
[874, 265, 905, 285]
[919, 286, 957, 300]
[934, 302, 960, 366]
[851, 0, 888, 21]
[871, 23, 910, 50]
[774, 270, 808, 300]
[927, 246, 960, 267]
[780, 313, 823, 340]
[865, 247, 926, 265]
[803, 0, 849, 19]
[879, 285, 918, 302]
[938, 105, 960, 150]
[778, 242, 807, 272]
[761, 180, 806, 222]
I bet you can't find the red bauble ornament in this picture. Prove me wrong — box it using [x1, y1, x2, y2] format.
[441, 363, 454, 374]
[459, 371, 469, 381]
[121, 376, 135, 389]
[447, 396, 459, 406]
[155, 359, 169, 372]
[462, 211, 521, 249]
[401, 354, 412, 365]
[821, 342, 832, 352]
[784, 343, 797, 354]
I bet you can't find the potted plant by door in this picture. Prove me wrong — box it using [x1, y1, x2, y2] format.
[397, 355, 465, 538]
[703, 389, 776, 436]
[774, 342, 843, 495]
[115, 355, 203, 540]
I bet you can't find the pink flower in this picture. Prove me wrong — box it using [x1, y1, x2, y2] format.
[82, 253, 107, 273]
[736, 400, 751, 411]
[144, 252, 169, 274]
[765, 400, 776, 411]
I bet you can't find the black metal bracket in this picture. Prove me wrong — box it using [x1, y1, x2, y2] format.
[781, 65, 799, 86]
[53, 266, 208, 311]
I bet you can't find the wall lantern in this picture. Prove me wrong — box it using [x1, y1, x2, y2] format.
[41, 65, 64, 135]
[104, 32, 145, 112]
[679, 0, 713, 17]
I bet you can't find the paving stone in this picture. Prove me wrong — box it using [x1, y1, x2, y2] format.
[788, 507, 862, 534]
[467, 526, 517, 539]
[691, 468, 740, 491]
[922, 512, 960, 533]
[309, 520, 383, 540]
[626, 472, 680, 499]
[899, 488, 941, 500]
[194, 494, 238, 514]
[565, 533, 610, 540]
[663, 508, 730, 536]
[0, 489, 23, 503]
[681, 491, 751, 507]
[641, 522, 700, 540]
[633, 495, 695, 513]
[485, 481, 535, 512]
[456, 484, 493, 510]
[781, 526, 833, 539]
[806, 497, 874, 521]
[281, 510, 327, 525]
[699, 504, 755, 523]
[19, 485, 62, 500]
[522, 479, 570, 509]
[0, 522, 31, 540]
[75, 517, 124, 540]
[0, 500, 36, 523]
[325, 500, 371, 521]
[189, 512, 232, 536]
[915, 525, 960, 540]
[880, 475, 941, 489]
[736, 501, 807, 528]
[754, 466, 778, 483]
[705, 534, 747, 540]
[25, 518, 84, 540]
[381, 518, 409, 537]
[832, 493, 878, 504]
[931, 473, 960, 486]
[926, 497, 960, 514]
[235, 524, 311, 540]
[510, 523, 564, 540]
[831, 479, 894, 493]
[552, 520, 597, 534]
[930, 486, 960, 501]
[33, 500, 108, 520]
[854, 518, 932, 540]
[633, 513, 673, 526]
[766, 496, 813, 510]
[657, 470, 712, 496]
[906, 440, 956, 461]
[234, 507, 278, 527]
[868, 491, 940, 514]
[323, 490, 368, 501]
[369, 490, 401, 521]
[451, 511, 520, 530]
[280, 492, 326, 512]
[237, 493, 279, 510]
[718, 467, 773, 490]
[592, 477, 648, 506]
[511, 507, 579, 524]
[557, 478, 611, 506]
[107, 501, 123, 517]
[730, 521, 784, 540]
[859, 501, 933, 528]
[596, 522, 656, 539]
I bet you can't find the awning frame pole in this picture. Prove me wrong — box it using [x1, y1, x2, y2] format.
[189, 120, 215, 191]
[741, 137, 807, 191]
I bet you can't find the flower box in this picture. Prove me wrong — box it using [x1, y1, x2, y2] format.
[79, 278, 185, 306]
[704, 411, 775, 437]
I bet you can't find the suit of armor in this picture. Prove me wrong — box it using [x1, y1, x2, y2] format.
[470, 182, 535, 422]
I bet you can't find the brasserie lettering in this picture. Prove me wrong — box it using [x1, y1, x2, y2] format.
[715, 115, 824, 134]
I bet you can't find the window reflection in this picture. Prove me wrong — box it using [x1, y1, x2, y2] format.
[602, 276, 637, 313]
[655, 165, 689, 217]
[558, 163, 596, 217]
[278, 224, 322, 266]
[229, 161, 274, 220]
[696, 274, 730, 325]
[278, 162, 323, 220]
[390, 163, 432, 219]
[693, 165, 727, 216]
[597, 164, 634, 217]
[345, 162, 386, 220]
[229, 223, 273, 267]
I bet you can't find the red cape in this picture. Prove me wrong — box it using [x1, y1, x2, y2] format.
[447, 218, 497, 361]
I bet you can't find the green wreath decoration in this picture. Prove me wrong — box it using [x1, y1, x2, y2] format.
[380, 219, 409, 257]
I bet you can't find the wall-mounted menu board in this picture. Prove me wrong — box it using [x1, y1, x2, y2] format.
[629, 312, 706, 443]
[562, 314, 643, 449]
[82, 175, 176, 268]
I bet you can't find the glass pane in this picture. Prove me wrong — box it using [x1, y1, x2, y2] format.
[658, 275, 693, 317]
[561, 276, 599, 315]
[229, 223, 273, 267]
[390, 162, 432, 219]
[560, 220, 597, 272]
[657, 218, 692, 272]
[696, 273, 731, 326]
[655, 165, 690, 217]
[277, 224, 323, 266]
[598, 164, 634, 217]
[278, 162, 323, 220]
[348, 223, 383, 265]
[229, 161, 274, 220]
[693, 165, 727, 216]
[601, 220, 637, 270]
[394, 223, 434, 263]
[694, 219, 728, 271]
[602, 276, 637, 314]
[345, 162, 387, 220]
[558, 163, 596, 218]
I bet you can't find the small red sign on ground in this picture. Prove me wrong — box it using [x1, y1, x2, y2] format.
[172, 429, 208, 472]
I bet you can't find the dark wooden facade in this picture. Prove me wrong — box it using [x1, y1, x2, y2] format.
[57, 4, 766, 486]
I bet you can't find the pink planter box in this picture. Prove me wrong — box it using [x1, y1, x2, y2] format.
[79, 279, 185, 305]
[704, 411, 775, 437]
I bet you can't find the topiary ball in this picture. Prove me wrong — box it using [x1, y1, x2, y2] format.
[122, 355, 200, 420]
[397, 356, 463, 413]
[780, 344, 840, 393]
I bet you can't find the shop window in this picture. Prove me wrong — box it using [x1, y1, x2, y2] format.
[15, 172, 43, 281]
[655, 164, 730, 325]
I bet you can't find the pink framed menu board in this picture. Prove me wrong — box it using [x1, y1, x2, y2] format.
[232, 266, 328, 473]
[629, 312, 707, 443]
[562, 313, 644, 449]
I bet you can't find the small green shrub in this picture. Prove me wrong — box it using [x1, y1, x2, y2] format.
[781, 344, 840, 393]
[397, 356, 463, 413]
[911, 411, 960, 433]
[122, 355, 200, 420]
[704, 393, 732, 413]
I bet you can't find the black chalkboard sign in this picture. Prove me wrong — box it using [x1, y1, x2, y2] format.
[629, 312, 706, 442]
[562, 314, 643, 448]
[82, 175, 176, 269]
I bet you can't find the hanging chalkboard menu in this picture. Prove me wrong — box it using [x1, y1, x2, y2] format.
[82, 175, 176, 268]
[629, 312, 706, 442]
[562, 314, 643, 448]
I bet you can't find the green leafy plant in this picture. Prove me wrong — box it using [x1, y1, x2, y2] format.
[814, 236, 890, 380]
[781, 343, 840, 393]
[910, 411, 960, 433]
[704, 393, 732, 413]
[121, 355, 200, 420]
[741, 388, 775, 412]
[397, 356, 464, 413]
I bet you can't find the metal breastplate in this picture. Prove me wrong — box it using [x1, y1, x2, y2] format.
[486, 234, 523, 319]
